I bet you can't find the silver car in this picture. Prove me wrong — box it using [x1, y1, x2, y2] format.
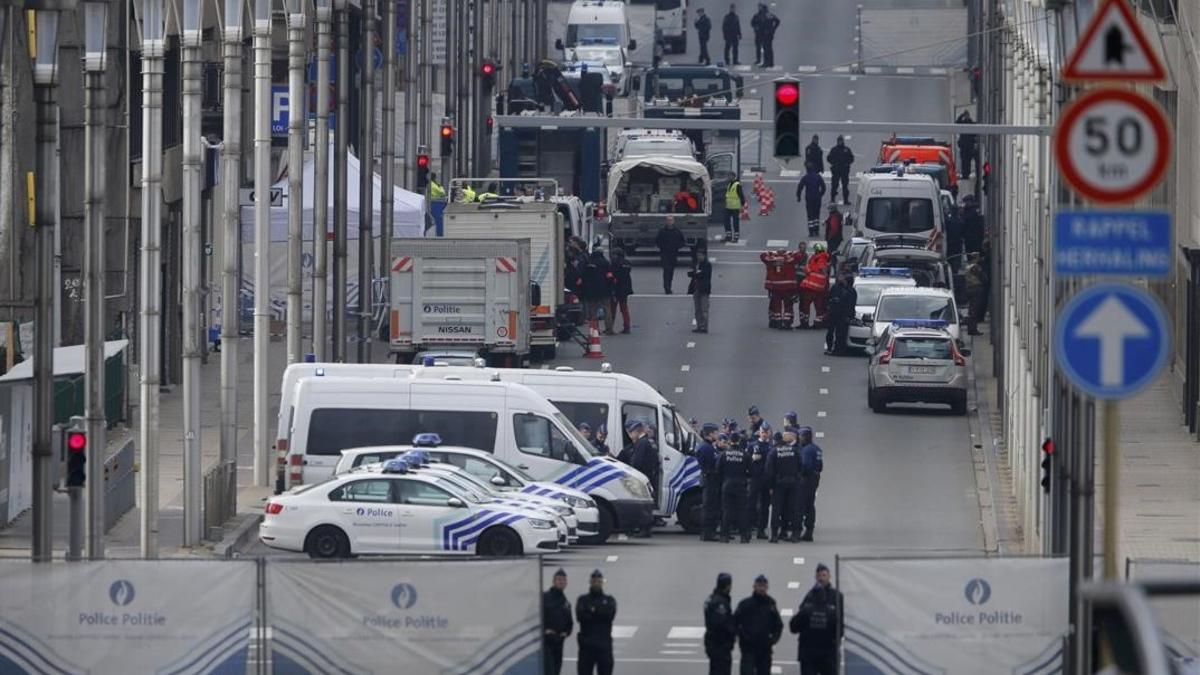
[867, 322, 970, 415]
[847, 268, 917, 350]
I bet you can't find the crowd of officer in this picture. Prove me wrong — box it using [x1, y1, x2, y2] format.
[695, 406, 825, 544]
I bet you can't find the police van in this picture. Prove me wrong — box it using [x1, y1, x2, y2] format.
[281, 372, 654, 541]
[851, 170, 943, 250]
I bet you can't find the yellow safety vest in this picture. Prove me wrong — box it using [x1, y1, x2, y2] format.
[725, 181, 742, 210]
[459, 185, 476, 202]
[429, 180, 446, 200]
[476, 192, 499, 202]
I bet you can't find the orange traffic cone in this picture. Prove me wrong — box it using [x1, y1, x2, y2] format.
[584, 320, 605, 359]
[741, 201, 751, 221]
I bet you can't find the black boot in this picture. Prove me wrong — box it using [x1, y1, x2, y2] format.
[801, 530, 814, 542]
[740, 535, 751, 543]
[756, 529, 768, 540]
[769, 532, 779, 543]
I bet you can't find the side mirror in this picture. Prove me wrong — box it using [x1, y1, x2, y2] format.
[959, 348, 972, 357]
[491, 474, 507, 486]
[664, 432, 676, 447]
[446, 497, 466, 508]
[555, 38, 565, 51]
[628, 39, 637, 51]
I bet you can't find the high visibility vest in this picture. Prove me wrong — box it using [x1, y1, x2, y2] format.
[476, 192, 499, 202]
[725, 181, 742, 210]
[459, 185, 476, 202]
[429, 180, 446, 200]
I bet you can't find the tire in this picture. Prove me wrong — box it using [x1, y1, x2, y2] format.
[675, 490, 703, 534]
[477, 526, 524, 557]
[950, 396, 968, 416]
[869, 390, 887, 414]
[305, 525, 350, 559]
[582, 501, 615, 544]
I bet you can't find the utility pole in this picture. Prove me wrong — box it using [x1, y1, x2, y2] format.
[180, 0, 202, 547]
[220, 0, 244, 515]
[333, 0, 349, 362]
[252, 0, 272, 487]
[313, 0, 332, 360]
[419, 0, 432, 180]
[443, 0, 456, 181]
[138, 0, 165, 557]
[379, 0, 395, 294]
[82, 0, 109, 558]
[402, 0, 417, 190]
[286, 0, 306, 366]
[357, 0, 376, 363]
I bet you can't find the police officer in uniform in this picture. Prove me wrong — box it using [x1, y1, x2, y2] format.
[576, 569, 617, 675]
[788, 563, 843, 675]
[748, 423, 773, 540]
[734, 575, 783, 675]
[797, 427, 824, 542]
[747, 406, 764, 436]
[696, 423, 722, 542]
[543, 568, 574, 675]
[717, 430, 752, 543]
[626, 419, 658, 537]
[765, 426, 802, 543]
[704, 572, 737, 675]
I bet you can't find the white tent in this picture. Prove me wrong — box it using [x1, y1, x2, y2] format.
[236, 149, 425, 328]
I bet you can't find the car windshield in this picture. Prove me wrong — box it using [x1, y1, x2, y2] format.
[572, 47, 622, 65]
[855, 283, 904, 307]
[893, 337, 954, 360]
[845, 241, 871, 261]
[876, 295, 957, 323]
[434, 478, 485, 504]
[437, 471, 495, 499]
[568, 24, 623, 45]
[648, 75, 730, 99]
[623, 140, 693, 158]
[865, 197, 935, 234]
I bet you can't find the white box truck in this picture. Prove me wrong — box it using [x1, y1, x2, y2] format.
[388, 238, 531, 365]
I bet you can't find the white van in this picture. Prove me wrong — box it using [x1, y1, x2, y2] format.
[852, 171, 943, 245]
[282, 374, 655, 540]
[562, 1, 636, 52]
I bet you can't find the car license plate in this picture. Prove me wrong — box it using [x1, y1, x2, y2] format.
[908, 366, 937, 375]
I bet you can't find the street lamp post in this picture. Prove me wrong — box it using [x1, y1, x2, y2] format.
[379, 0, 395, 306]
[82, 0, 109, 559]
[252, 0, 272, 486]
[180, 0, 202, 547]
[285, 0, 306, 366]
[356, 0, 375, 363]
[333, 0, 348, 362]
[219, 0, 243, 514]
[312, 0, 331, 360]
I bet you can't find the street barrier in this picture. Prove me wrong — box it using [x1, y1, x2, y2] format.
[1126, 558, 1200, 662]
[837, 556, 1068, 675]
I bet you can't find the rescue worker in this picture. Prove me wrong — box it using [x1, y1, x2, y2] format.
[804, 135, 825, 175]
[825, 136, 854, 204]
[607, 248, 633, 335]
[748, 423, 773, 540]
[457, 183, 477, 203]
[765, 426, 802, 542]
[760, 247, 803, 329]
[962, 195, 986, 255]
[543, 568, 574, 675]
[747, 406, 764, 436]
[789, 563, 843, 675]
[797, 427, 824, 542]
[428, 173, 447, 201]
[689, 248, 713, 334]
[798, 244, 830, 329]
[656, 216, 687, 294]
[823, 204, 844, 256]
[733, 575, 783, 675]
[705, 572, 737, 675]
[722, 4, 742, 66]
[576, 569, 617, 675]
[956, 109, 978, 180]
[673, 188, 700, 213]
[697, 423, 722, 542]
[796, 163, 827, 234]
[751, 4, 780, 68]
[725, 177, 747, 243]
[717, 429, 752, 543]
[824, 273, 856, 356]
[626, 419, 658, 537]
[964, 253, 988, 336]
[695, 8, 713, 66]
[577, 422, 593, 445]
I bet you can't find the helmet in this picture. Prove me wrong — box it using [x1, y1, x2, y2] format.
[813, 243, 827, 253]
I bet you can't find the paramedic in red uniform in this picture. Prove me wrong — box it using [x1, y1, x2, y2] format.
[761, 248, 803, 329]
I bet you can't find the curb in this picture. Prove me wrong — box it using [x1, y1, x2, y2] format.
[966, 334, 1000, 556]
[213, 512, 263, 559]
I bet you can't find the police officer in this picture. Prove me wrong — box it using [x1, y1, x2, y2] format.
[704, 572, 737, 675]
[577, 423, 593, 445]
[748, 423, 773, 540]
[576, 569, 617, 675]
[797, 427, 824, 542]
[543, 568, 574, 675]
[593, 424, 611, 456]
[717, 429, 752, 543]
[788, 563, 843, 675]
[626, 419, 658, 537]
[765, 426, 802, 543]
[733, 575, 783, 675]
[747, 406, 764, 436]
[697, 423, 722, 542]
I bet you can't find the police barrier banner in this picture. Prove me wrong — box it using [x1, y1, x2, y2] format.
[0, 559, 255, 674]
[839, 557, 1068, 675]
[266, 559, 542, 674]
[1126, 558, 1200, 662]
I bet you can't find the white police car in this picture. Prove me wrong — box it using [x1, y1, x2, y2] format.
[871, 286, 961, 347]
[334, 441, 602, 541]
[867, 320, 969, 415]
[562, 38, 631, 96]
[848, 267, 917, 351]
[260, 458, 561, 558]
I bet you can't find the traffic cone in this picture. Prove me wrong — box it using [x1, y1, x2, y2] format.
[764, 188, 775, 214]
[584, 320, 605, 359]
[741, 201, 751, 221]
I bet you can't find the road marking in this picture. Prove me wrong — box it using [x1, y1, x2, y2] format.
[819, 388, 829, 394]
[788, 581, 801, 589]
[618, 534, 629, 541]
[815, 431, 826, 439]
[749, 88, 758, 95]
[797, 65, 817, 73]
[848, 89, 855, 95]
[833, 66, 849, 73]
[780, 168, 802, 178]
[733, 65, 752, 72]
[849, 75, 858, 82]
[772, 667, 783, 674]
[540, 364, 550, 370]
[846, 104, 854, 110]
[821, 366, 831, 373]
[844, 135, 852, 141]
[606, 555, 619, 562]
[663, 643, 700, 648]
[896, 66, 915, 74]
[864, 66, 883, 74]
[661, 650, 697, 655]
[793, 556, 805, 565]
[780, 609, 794, 619]
[930, 67, 948, 75]
[612, 625, 639, 639]
[766, 239, 790, 248]
[674, 386, 684, 393]
[668, 626, 707, 639]
[817, 411, 827, 418]
[681, 365, 691, 372]
[686, 341, 696, 348]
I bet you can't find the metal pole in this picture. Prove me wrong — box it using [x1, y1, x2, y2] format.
[357, 0, 375, 363]
[443, 0, 455, 181]
[220, 0, 243, 515]
[419, 0, 431, 165]
[1102, 400, 1119, 579]
[181, 3, 202, 547]
[380, 0, 395, 291]
[32, 75, 56, 565]
[313, 0, 331, 360]
[66, 486, 82, 559]
[333, 1, 349, 361]
[286, 1, 306, 366]
[402, 0, 417, 190]
[252, 0, 272, 487]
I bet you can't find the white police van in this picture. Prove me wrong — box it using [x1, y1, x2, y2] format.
[281, 373, 654, 542]
[261, 458, 561, 558]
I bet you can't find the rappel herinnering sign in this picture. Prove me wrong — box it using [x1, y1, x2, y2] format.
[1061, 0, 1167, 83]
[1053, 88, 1171, 204]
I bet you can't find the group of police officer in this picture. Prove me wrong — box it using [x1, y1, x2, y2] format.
[695, 406, 824, 544]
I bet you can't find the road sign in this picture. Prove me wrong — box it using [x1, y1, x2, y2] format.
[1054, 283, 1169, 399]
[239, 187, 285, 207]
[1054, 88, 1171, 204]
[1062, 0, 1166, 83]
[1054, 210, 1171, 278]
[271, 85, 291, 137]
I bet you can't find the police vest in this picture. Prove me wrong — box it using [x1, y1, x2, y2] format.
[725, 181, 742, 210]
[429, 181, 446, 200]
[459, 186, 476, 202]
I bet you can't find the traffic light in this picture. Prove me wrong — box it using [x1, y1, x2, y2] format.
[484, 115, 494, 135]
[1040, 438, 1054, 494]
[773, 80, 801, 158]
[480, 59, 497, 93]
[64, 416, 86, 488]
[439, 120, 455, 157]
[416, 152, 430, 190]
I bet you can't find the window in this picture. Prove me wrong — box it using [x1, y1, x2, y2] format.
[513, 414, 588, 465]
[396, 480, 455, 507]
[621, 402, 657, 448]
[551, 400, 610, 435]
[305, 409, 498, 456]
[434, 478, 486, 504]
[329, 479, 396, 503]
[454, 455, 520, 488]
[410, 410, 499, 451]
[893, 338, 953, 360]
[351, 452, 403, 469]
[648, 75, 730, 100]
[660, 406, 679, 450]
[865, 197, 934, 234]
[567, 24, 624, 46]
[656, 0, 682, 9]
[875, 296, 957, 323]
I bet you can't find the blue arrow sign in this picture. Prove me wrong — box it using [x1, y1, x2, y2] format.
[1054, 210, 1171, 277]
[1054, 283, 1170, 399]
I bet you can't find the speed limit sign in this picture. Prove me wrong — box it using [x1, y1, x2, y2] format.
[1054, 88, 1171, 204]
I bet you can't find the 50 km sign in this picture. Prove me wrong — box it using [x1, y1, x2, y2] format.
[1054, 88, 1171, 204]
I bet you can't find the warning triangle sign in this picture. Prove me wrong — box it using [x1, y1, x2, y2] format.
[1062, 0, 1167, 83]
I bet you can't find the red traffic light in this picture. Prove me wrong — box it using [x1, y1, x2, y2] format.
[775, 83, 800, 107]
[440, 125, 454, 138]
[67, 431, 87, 452]
[481, 61, 495, 76]
[416, 154, 430, 169]
[1041, 438, 1054, 455]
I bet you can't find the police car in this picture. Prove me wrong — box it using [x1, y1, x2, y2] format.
[562, 38, 632, 96]
[867, 320, 969, 415]
[260, 459, 561, 558]
[870, 286, 961, 347]
[848, 267, 917, 351]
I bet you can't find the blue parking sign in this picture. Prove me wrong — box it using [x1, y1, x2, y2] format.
[271, 85, 290, 137]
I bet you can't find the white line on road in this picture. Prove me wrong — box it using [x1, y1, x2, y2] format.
[844, 135, 852, 140]
[833, 66, 849, 73]
[686, 341, 696, 348]
[788, 581, 801, 589]
[846, 104, 855, 110]
[668, 626, 707, 639]
[864, 66, 883, 74]
[817, 411, 827, 418]
[815, 431, 826, 439]
[931, 67, 948, 74]
[780, 168, 802, 178]
[849, 75, 858, 82]
[796, 65, 817, 73]
[848, 89, 855, 95]
[661, 650, 697, 655]
[896, 67, 915, 74]
[606, 555, 619, 562]
[793, 557, 805, 565]
[540, 364, 550, 370]
[781, 609, 795, 619]
[772, 667, 783, 674]
[674, 386, 684, 393]
[638, 293, 769, 299]
[821, 366, 831, 373]
[663, 643, 700, 648]
[819, 388, 829, 394]
[766, 239, 790, 248]
[681, 365, 691, 372]
[618, 534, 629, 541]
[612, 626, 639, 639]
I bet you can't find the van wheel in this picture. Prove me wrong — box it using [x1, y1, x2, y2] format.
[676, 491, 703, 534]
[950, 396, 968, 416]
[869, 390, 887, 414]
[582, 501, 615, 544]
[477, 526, 523, 557]
[305, 525, 350, 559]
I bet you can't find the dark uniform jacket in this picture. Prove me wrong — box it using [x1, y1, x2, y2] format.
[629, 436, 659, 481]
[610, 258, 633, 298]
[655, 226, 686, 259]
[805, 142, 825, 174]
[789, 584, 844, 659]
[734, 593, 784, 651]
[689, 260, 713, 295]
[796, 172, 826, 204]
[748, 440, 772, 480]
[543, 587, 574, 640]
[695, 14, 712, 40]
[704, 590, 737, 650]
[722, 12, 742, 40]
[765, 443, 801, 485]
[576, 589, 617, 651]
[581, 253, 613, 301]
[800, 443, 824, 478]
[826, 284, 857, 321]
[717, 444, 752, 481]
[827, 144, 854, 171]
